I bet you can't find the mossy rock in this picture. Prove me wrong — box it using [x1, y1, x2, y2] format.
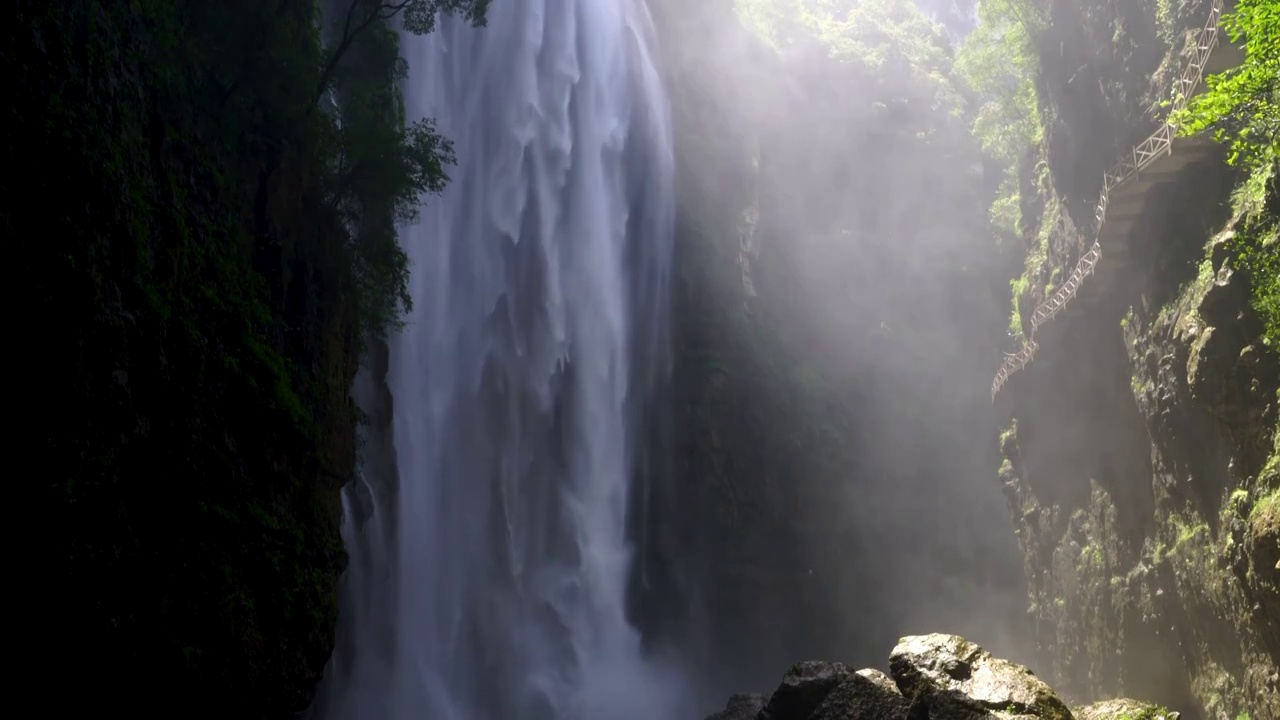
[1248, 489, 1280, 575]
[889, 634, 1072, 720]
[1074, 698, 1179, 720]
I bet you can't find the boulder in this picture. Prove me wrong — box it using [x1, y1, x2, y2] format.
[1073, 698, 1179, 720]
[704, 693, 766, 720]
[810, 673, 912, 720]
[889, 634, 1071, 720]
[758, 661, 851, 720]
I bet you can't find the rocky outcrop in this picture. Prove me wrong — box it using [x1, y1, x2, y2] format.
[891, 634, 1072, 720]
[1075, 699, 1180, 720]
[706, 634, 1179, 720]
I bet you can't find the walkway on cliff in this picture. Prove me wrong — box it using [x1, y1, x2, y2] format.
[992, 0, 1247, 402]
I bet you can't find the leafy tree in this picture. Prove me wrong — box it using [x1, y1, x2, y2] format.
[1173, 0, 1279, 172]
[320, 0, 491, 103]
[912, 0, 979, 35]
[956, 0, 1046, 239]
[738, 0, 962, 113]
[319, 0, 489, 333]
[1171, 0, 1278, 348]
[809, 0, 964, 114]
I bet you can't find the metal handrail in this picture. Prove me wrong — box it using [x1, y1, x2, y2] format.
[991, 0, 1226, 402]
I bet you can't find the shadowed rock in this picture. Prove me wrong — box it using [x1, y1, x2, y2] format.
[758, 661, 852, 720]
[810, 673, 912, 720]
[704, 693, 766, 720]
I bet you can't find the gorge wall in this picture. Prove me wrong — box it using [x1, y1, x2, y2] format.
[994, 0, 1280, 717]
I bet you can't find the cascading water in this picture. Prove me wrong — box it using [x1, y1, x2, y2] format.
[313, 1, 684, 718]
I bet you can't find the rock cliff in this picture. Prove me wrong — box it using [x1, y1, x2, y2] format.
[995, 0, 1279, 717]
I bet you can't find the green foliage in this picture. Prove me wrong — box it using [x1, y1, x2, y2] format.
[956, 0, 1046, 239]
[811, 0, 963, 113]
[323, 0, 490, 90]
[402, 0, 492, 34]
[736, 0, 962, 112]
[957, 0, 1044, 163]
[1260, 427, 1280, 490]
[1173, 0, 1279, 173]
[1155, 0, 1177, 45]
[319, 0, 488, 334]
[1223, 162, 1280, 348]
[1114, 709, 1176, 720]
[1005, 194, 1057, 335]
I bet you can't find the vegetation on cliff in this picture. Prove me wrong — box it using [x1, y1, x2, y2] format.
[9, 0, 481, 713]
[1223, 162, 1278, 349]
[983, 0, 1279, 715]
[956, 0, 1044, 243]
[1174, 0, 1278, 175]
[1175, 0, 1278, 349]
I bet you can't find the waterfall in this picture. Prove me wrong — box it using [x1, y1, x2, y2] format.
[313, 1, 684, 718]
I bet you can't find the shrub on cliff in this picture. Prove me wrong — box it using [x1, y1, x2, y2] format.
[1174, 0, 1279, 174]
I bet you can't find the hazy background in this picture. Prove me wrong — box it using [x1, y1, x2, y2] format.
[635, 0, 1035, 704]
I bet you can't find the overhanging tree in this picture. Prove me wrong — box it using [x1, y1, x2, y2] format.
[1173, 0, 1279, 172]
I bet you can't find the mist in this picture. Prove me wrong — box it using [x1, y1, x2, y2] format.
[20, 0, 1273, 714]
[632, 0, 1036, 702]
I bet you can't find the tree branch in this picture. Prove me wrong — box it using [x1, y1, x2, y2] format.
[315, 0, 414, 105]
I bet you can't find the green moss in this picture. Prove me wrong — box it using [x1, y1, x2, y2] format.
[1000, 421, 1018, 446]
[1116, 709, 1174, 720]
[1224, 163, 1280, 348]
[1251, 487, 1279, 524]
[1078, 544, 1104, 570]
[1262, 433, 1280, 489]
[1006, 194, 1061, 336]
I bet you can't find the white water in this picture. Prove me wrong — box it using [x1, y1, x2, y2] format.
[314, 1, 683, 718]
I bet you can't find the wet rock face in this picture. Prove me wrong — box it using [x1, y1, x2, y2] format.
[887, 634, 1071, 720]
